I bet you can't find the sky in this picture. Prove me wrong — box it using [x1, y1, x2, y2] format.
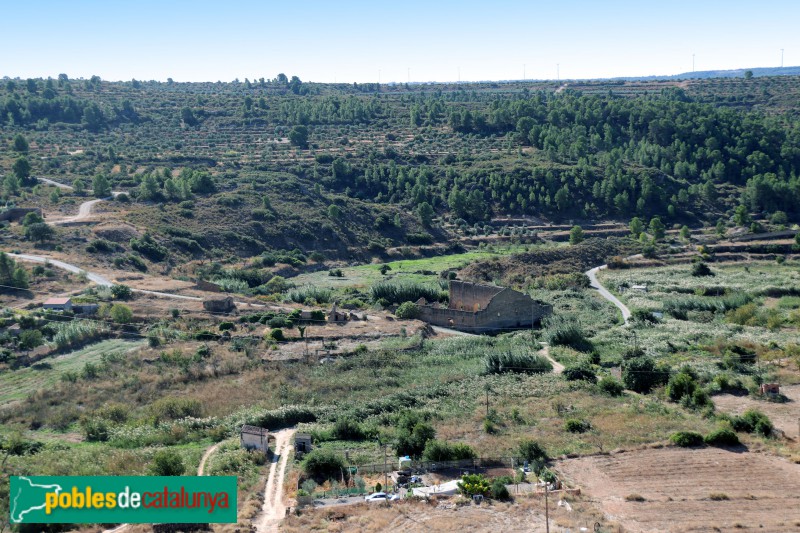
[3, 0, 798, 83]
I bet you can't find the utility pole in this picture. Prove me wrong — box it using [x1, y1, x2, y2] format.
[383, 443, 389, 492]
[544, 481, 550, 533]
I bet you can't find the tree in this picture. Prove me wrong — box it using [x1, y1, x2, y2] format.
[680, 225, 690, 240]
[22, 212, 43, 226]
[288, 125, 309, 148]
[73, 178, 86, 196]
[12, 157, 31, 183]
[109, 303, 133, 324]
[150, 450, 185, 476]
[13, 134, 28, 153]
[111, 284, 132, 300]
[457, 474, 490, 497]
[92, 174, 111, 198]
[18, 330, 43, 351]
[25, 222, 54, 243]
[3, 174, 20, 196]
[744, 70, 753, 80]
[716, 219, 727, 237]
[733, 205, 751, 226]
[648, 216, 666, 240]
[629, 216, 644, 238]
[139, 174, 160, 201]
[569, 225, 584, 245]
[395, 302, 420, 319]
[416, 202, 434, 227]
[623, 356, 669, 393]
[180, 107, 198, 126]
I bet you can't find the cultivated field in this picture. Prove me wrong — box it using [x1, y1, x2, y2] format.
[556, 447, 800, 532]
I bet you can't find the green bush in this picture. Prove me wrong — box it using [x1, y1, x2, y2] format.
[150, 450, 186, 476]
[565, 419, 591, 433]
[545, 317, 593, 352]
[490, 479, 511, 500]
[623, 356, 669, 393]
[704, 428, 741, 447]
[331, 417, 366, 441]
[269, 328, 285, 342]
[395, 301, 421, 320]
[457, 473, 490, 497]
[666, 369, 697, 402]
[597, 376, 624, 396]
[484, 352, 552, 375]
[151, 397, 203, 420]
[371, 280, 444, 305]
[422, 440, 477, 461]
[562, 363, 596, 382]
[302, 449, 345, 480]
[670, 431, 704, 447]
[732, 410, 773, 436]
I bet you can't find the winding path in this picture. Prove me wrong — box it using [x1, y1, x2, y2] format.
[38, 177, 121, 225]
[585, 264, 631, 324]
[198, 442, 222, 476]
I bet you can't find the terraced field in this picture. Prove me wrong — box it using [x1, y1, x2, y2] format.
[0, 339, 144, 404]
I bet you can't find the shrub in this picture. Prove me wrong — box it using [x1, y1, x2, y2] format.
[371, 280, 444, 305]
[331, 417, 366, 441]
[484, 352, 552, 375]
[562, 363, 596, 382]
[490, 479, 511, 500]
[597, 376, 624, 396]
[395, 301, 420, 320]
[457, 474, 490, 497]
[704, 428, 741, 447]
[150, 450, 186, 476]
[81, 418, 110, 442]
[666, 370, 697, 402]
[670, 431, 704, 447]
[269, 328, 285, 342]
[545, 317, 592, 352]
[422, 440, 476, 461]
[218, 321, 235, 331]
[151, 397, 203, 420]
[691, 262, 714, 277]
[285, 286, 333, 304]
[130, 233, 168, 262]
[623, 356, 669, 393]
[565, 419, 591, 433]
[302, 449, 345, 480]
[111, 284, 132, 300]
[109, 303, 133, 324]
[517, 439, 548, 473]
[732, 410, 773, 436]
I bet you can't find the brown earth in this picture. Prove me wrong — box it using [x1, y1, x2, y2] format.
[556, 447, 800, 532]
[713, 385, 800, 440]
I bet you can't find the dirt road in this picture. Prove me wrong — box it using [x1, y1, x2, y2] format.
[256, 428, 296, 533]
[538, 343, 564, 374]
[585, 264, 631, 324]
[38, 177, 121, 225]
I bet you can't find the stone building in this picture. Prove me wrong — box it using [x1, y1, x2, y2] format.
[240, 425, 270, 453]
[417, 280, 551, 334]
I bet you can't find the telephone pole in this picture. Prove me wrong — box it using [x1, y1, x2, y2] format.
[544, 481, 550, 533]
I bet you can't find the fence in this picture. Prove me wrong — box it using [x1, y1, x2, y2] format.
[354, 456, 524, 475]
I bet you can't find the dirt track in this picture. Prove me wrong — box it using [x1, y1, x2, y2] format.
[256, 428, 295, 532]
[556, 447, 800, 532]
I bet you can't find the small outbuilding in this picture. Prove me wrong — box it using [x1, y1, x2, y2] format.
[760, 383, 780, 395]
[240, 425, 270, 453]
[294, 433, 312, 455]
[43, 297, 73, 311]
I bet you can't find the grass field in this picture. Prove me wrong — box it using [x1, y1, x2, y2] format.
[290, 243, 555, 291]
[0, 339, 145, 404]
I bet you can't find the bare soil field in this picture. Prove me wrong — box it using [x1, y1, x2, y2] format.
[556, 447, 800, 532]
[282, 497, 607, 533]
[713, 385, 800, 440]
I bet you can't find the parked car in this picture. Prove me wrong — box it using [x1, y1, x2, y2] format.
[365, 492, 399, 502]
[409, 475, 423, 484]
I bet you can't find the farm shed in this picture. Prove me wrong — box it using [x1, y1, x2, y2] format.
[240, 425, 270, 453]
[417, 280, 551, 334]
[43, 297, 73, 311]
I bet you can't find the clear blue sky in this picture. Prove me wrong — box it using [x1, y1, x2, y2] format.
[4, 0, 798, 83]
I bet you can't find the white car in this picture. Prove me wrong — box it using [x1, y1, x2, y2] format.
[364, 492, 399, 502]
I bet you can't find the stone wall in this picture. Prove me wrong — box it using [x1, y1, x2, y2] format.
[448, 281, 502, 312]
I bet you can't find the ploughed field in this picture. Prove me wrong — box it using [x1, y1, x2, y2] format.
[713, 384, 800, 440]
[556, 447, 800, 532]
